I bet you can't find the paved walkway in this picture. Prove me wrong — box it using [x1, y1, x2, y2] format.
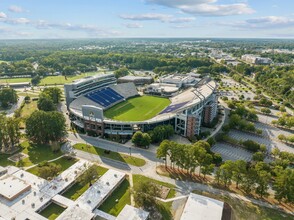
[24, 155, 65, 170]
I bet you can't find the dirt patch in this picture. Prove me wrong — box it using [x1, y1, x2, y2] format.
[8, 153, 28, 162]
[158, 185, 170, 199]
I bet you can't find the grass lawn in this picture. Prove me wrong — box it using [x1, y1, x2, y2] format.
[0, 154, 15, 166]
[104, 96, 170, 121]
[20, 100, 38, 118]
[133, 175, 176, 220]
[39, 203, 65, 220]
[19, 141, 63, 167]
[62, 165, 109, 201]
[192, 190, 294, 220]
[27, 157, 78, 177]
[99, 179, 131, 216]
[0, 77, 31, 83]
[39, 72, 101, 85]
[73, 143, 146, 167]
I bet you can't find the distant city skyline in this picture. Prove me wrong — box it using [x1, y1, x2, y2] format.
[0, 0, 293, 39]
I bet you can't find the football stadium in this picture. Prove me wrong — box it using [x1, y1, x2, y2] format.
[65, 73, 218, 138]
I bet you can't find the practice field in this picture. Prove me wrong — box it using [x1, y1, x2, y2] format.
[104, 96, 170, 121]
[0, 77, 31, 83]
[39, 72, 102, 85]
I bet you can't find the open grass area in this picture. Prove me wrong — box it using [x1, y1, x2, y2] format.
[99, 179, 131, 216]
[27, 157, 78, 177]
[133, 175, 176, 220]
[133, 175, 176, 199]
[39, 72, 101, 85]
[104, 96, 170, 121]
[19, 141, 63, 167]
[0, 154, 15, 166]
[192, 190, 294, 220]
[20, 100, 38, 118]
[73, 143, 146, 167]
[39, 203, 65, 220]
[0, 77, 31, 83]
[0, 141, 63, 167]
[62, 165, 108, 201]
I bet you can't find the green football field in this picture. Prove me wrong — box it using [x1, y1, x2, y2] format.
[104, 96, 170, 121]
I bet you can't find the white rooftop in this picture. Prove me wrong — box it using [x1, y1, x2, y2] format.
[55, 205, 94, 220]
[116, 205, 149, 220]
[180, 193, 224, 220]
[0, 175, 30, 200]
[58, 169, 125, 219]
[76, 169, 125, 211]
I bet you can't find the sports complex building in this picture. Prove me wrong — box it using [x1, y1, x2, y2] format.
[65, 73, 218, 138]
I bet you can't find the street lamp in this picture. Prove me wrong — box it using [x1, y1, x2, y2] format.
[129, 147, 131, 156]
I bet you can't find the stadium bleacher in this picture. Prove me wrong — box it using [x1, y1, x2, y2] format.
[85, 87, 124, 108]
[160, 102, 189, 114]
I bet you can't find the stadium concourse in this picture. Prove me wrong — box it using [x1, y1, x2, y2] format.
[65, 73, 218, 139]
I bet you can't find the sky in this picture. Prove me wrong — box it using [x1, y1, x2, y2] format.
[0, 0, 293, 39]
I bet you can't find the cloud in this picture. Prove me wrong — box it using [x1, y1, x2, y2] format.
[124, 23, 143, 28]
[34, 20, 121, 36]
[0, 12, 7, 19]
[0, 15, 121, 37]
[120, 13, 172, 22]
[220, 16, 294, 29]
[9, 5, 26, 13]
[5, 17, 30, 24]
[120, 13, 195, 23]
[145, 0, 254, 16]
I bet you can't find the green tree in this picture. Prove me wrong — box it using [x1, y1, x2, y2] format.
[0, 88, 18, 108]
[157, 140, 171, 167]
[131, 131, 151, 148]
[252, 152, 265, 162]
[78, 165, 99, 185]
[232, 160, 247, 189]
[216, 160, 235, 187]
[114, 67, 129, 78]
[37, 162, 62, 180]
[133, 181, 160, 208]
[273, 168, 294, 204]
[42, 87, 62, 104]
[26, 110, 67, 144]
[37, 94, 55, 111]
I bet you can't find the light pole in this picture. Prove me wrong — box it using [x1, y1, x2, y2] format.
[129, 147, 131, 156]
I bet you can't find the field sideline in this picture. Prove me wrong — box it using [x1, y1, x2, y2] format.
[104, 95, 170, 121]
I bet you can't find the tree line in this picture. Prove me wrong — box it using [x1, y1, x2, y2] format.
[156, 140, 222, 178]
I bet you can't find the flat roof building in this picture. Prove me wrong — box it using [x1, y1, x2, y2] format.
[180, 193, 224, 220]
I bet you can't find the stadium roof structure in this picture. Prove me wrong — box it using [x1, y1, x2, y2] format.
[180, 193, 224, 220]
[70, 73, 114, 85]
[119, 75, 153, 80]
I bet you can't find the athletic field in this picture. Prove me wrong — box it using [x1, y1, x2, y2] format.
[104, 96, 170, 121]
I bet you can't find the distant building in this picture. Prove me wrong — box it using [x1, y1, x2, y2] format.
[118, 75, 153, 85]
[241, 54, 272, 65]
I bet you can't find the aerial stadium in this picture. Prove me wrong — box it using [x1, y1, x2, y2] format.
[64, 73, 218, 138]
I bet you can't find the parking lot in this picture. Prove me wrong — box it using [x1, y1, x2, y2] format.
[228, 129, 294, 154]
[211, 142, 252, 162]
[219, 77, 256, 101]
